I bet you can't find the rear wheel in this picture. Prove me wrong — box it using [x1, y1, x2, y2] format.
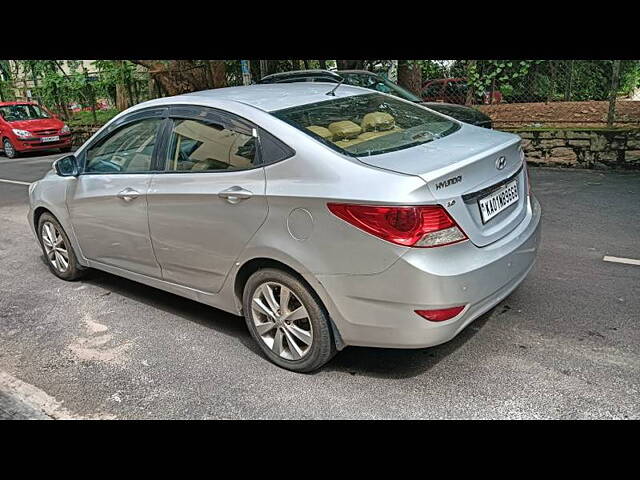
[3, 138, 17, 158]
[37, 213, 85, 281]
[243, 268, 336, 372]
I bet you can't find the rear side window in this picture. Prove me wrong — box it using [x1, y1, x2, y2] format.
[258, 128, 294, 164]
[166, 118, 258, 172]
[273, 93, 459, 157]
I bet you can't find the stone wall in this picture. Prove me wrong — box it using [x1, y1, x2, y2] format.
[509, 128, 640, 169]
[71, 125, 102, 147]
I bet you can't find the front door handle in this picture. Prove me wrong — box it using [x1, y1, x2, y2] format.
[218, 186, 253, 204]
[116, 187, 140, 202]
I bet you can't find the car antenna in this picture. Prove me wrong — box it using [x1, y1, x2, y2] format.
[326, 79, 344, 96]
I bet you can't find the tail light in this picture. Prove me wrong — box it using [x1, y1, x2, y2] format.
[415, 306, 465, 322]
[327, 203, 467, 248]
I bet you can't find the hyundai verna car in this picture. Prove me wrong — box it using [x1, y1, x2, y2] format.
[28, 83, 541, 372]
[0, 102, 72, 158]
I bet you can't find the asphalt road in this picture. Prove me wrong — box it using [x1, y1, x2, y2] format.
[1, 152, 638, 419]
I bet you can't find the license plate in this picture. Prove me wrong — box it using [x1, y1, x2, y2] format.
[41, 136, 59, 143]
[478, 179, 519, 224]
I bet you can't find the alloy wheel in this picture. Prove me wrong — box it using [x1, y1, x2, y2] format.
[251, 282, 313, 361]
[41, 221, 69, 273]
[4, 140, 15, 158]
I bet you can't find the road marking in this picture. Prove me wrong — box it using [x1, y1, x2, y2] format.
[603, 256, 640, 266]
[0, 178, 32, 186]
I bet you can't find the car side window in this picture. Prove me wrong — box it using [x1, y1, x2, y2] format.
[85, 118, 162, 173]
[166, 118, 258, 172]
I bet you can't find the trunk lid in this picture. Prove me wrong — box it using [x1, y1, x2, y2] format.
[356, 124, 527, 247]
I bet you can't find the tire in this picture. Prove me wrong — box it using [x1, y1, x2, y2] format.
[37, 212, 86, 281]
[3, 138, 18, 159]
[243, 268, 336, 372]
[59, 146, 72, 153]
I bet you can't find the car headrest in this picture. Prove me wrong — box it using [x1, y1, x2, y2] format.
[307, 125, 334, 140]
[361, 112, 395, 132]
[328, 121, 362, 140]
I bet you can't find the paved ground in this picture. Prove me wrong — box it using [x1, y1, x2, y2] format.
[0, 152, 638, 419]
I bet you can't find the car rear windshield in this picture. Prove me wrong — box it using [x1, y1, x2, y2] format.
[273, 93, 459, 157]
[0, 104, 50, 122]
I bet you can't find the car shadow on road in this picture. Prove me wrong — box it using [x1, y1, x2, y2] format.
[72, 262, 495, 379]
[73, 267, 265, 358]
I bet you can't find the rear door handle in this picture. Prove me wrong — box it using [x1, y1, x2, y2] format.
[116, 187, 140, 202]
[218, 186, 253, 204]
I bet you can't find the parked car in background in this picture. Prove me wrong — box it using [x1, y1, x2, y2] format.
[257, 69, 342, 84]
[0, 102, 72, 158]
[258, 69, 492, 128]
[422, 78, 502, 105]
[67, 99, 111, 114]
[29, 83, 540, 372]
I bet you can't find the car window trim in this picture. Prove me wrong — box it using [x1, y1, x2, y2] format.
[78, 107, 168, 176]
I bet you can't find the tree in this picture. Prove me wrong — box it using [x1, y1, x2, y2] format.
[131, 60, 226, 96]
[397, 60, 422, 96]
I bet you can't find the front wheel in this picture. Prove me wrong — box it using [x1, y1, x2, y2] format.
[3, 138, 18, 158]
[37, 213, 85, 281]
[243, 268, 336, 372]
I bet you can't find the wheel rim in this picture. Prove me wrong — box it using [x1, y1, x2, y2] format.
[41, 221, 69, 273]
[4, 140, 14, 157]
[251, 282, 313, 361]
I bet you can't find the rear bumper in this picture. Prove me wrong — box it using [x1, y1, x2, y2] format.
[317, 194, 542, 349]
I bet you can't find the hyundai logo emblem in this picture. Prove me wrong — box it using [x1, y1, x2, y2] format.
[496, 156, 506, 170]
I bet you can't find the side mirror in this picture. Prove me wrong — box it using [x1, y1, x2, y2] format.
[53, 155, 79, 177]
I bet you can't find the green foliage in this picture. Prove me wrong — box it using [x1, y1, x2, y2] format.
[67, 108, 119, 127]
[464, 60, 640, 103]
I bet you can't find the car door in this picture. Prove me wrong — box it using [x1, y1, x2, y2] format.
[67, 107, 166, 278]
[147, 105, 274, 294]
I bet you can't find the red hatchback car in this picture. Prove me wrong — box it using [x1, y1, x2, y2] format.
[0, 102, 72, 158]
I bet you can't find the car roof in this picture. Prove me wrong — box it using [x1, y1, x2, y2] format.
[163, 83, 373, 112]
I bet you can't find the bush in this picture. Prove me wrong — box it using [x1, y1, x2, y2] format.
[67, 109, 119, 128]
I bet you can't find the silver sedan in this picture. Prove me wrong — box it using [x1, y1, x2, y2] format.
[28, 83, 541, 372]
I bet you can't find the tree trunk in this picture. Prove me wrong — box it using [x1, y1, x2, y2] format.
[607, 60, 621, 126]
[132, 60, 226, 97]
[116, 83, 130, 111]
[397, 60, 422, 96]
[465, 60, 477, 105]
[115, 61, 131, 111]
[319, 60, 327, 70]
[209, 60, 226, 88]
